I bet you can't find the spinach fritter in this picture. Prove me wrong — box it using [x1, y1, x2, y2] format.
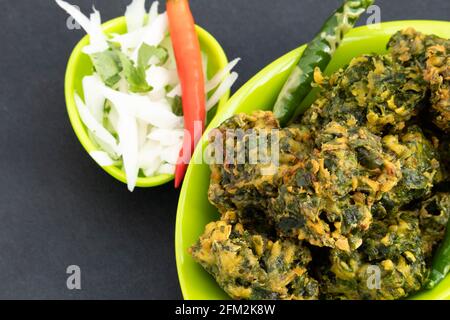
[379, 125, 443, 212]
[389, 28, 450, 132]
[301, 54, 427, 134]
[321, 211, 427, 300]
[189, 218, 319, 300]
[321, 194, 450, 300]
[418, 193, 450, 258]
[320, 245, 428, 300]
[362, 211, 423, 262]
[269, 122, 384, 250]
[192, 29, 450, 300]
[208, 111, 313, 215]
[425, 44, 450, 132]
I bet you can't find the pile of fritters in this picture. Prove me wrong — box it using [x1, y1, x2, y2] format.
[190, 29, 450, 300]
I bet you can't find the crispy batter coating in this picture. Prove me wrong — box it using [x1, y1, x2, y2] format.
[321, 192, 450, 300]
[321, 211, 428, 300]
[208, 111, 313, 228]
[193, 29, 450, 300]
[389, 28, 450, 132]
[189, 219, 319, 300]
[269, 122, 384, 250]
[425, 45, 450, 132]
[378, 125, 443, 212]
[210, 117, 442, 252]
[418, 193, 450, 257]
[362, 211, 423, 262]
[301, 54, 427, 134]
[388, 28, 446, 66]
[320, 248, 428, 300]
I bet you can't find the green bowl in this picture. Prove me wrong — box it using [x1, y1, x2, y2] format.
[176, 20, 450, 300]
[64, 17, 230, 187]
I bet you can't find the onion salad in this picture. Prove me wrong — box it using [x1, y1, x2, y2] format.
[56, 0, 239, 191]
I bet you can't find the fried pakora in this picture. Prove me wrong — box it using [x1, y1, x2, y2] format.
[208, 111, 313, 232]
[417, 193, 450, 257]
[189, 218, 319, 300]
[320, 246, 428, 300]
[301, 54, 427, 135]
[389, 28, 450, 132]
[379, 125, 443, 212]
[321, 193, 450, 300]
[191, 29, 450, 300]
[425, 44, 450, 132]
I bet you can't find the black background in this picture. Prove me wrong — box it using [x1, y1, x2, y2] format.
[0, 0, 448, 300]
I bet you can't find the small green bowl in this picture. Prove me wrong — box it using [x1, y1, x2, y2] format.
[176, 20, 450, 300]
[65, 17, 230, 187]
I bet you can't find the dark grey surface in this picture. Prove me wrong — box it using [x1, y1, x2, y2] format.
[0, 0, 448, 300]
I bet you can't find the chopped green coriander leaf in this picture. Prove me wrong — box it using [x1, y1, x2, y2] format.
[117, 50, 153, 93]
[170, 96, 183, 116]
[138, 43, 169, 69]
[90, 50, 122, 87]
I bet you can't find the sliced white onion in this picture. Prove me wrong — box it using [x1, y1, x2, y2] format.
[82, 75, 105, 122]
[139, 139, 161, 168]
[137, 119, 149, 148]
[84, 7, 109, 54]
[148, 128, 184, 146]
[157, 163, 176, 175]
[141, 12, 168, 46]
[125, 0, 146, 33]
[74, 94, 120, 157]
[107, 105, 119, 134]
[102, 87, 182, 129]
[206, 72, 238, 111]
[148, 1, 160, 24]
[167, 84, 181, 98]
[160, 141, 183, 165]
[206, 58, 241, 92]
[111, 29, 145, 52]
[88, 130, 119, 160]
[56, 0, 91, 31]
[166, 69, 179, 85]
[89, 151, 116, 167]
[148, 88, 167, 101]
[117, 78, 129, 93]
[55, 1, 108, 54]
[129, 11, 168, 62]
[202, 52, 209, 83]
[160, 36, 176, 70]
[140, 139, 163, 177]
[143, 156, 162, 177]
[159, 99, 174, 112]
[116, 106, 139, 192]
[146, 65, 172, 91]
[134, 102, 183, 129]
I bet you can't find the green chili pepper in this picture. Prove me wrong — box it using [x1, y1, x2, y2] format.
[427, 220, 450, 289]
[273, 0, 374, 126]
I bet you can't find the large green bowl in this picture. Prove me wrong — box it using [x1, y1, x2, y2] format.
[176, 20, 450, 300]
[64, 17, 230, 188]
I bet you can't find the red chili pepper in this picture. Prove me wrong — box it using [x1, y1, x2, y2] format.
[167, 0, 206, 188]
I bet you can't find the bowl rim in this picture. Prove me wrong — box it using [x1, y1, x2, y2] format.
[175, 20, 450, 300]
[64, 16, 230, 188]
